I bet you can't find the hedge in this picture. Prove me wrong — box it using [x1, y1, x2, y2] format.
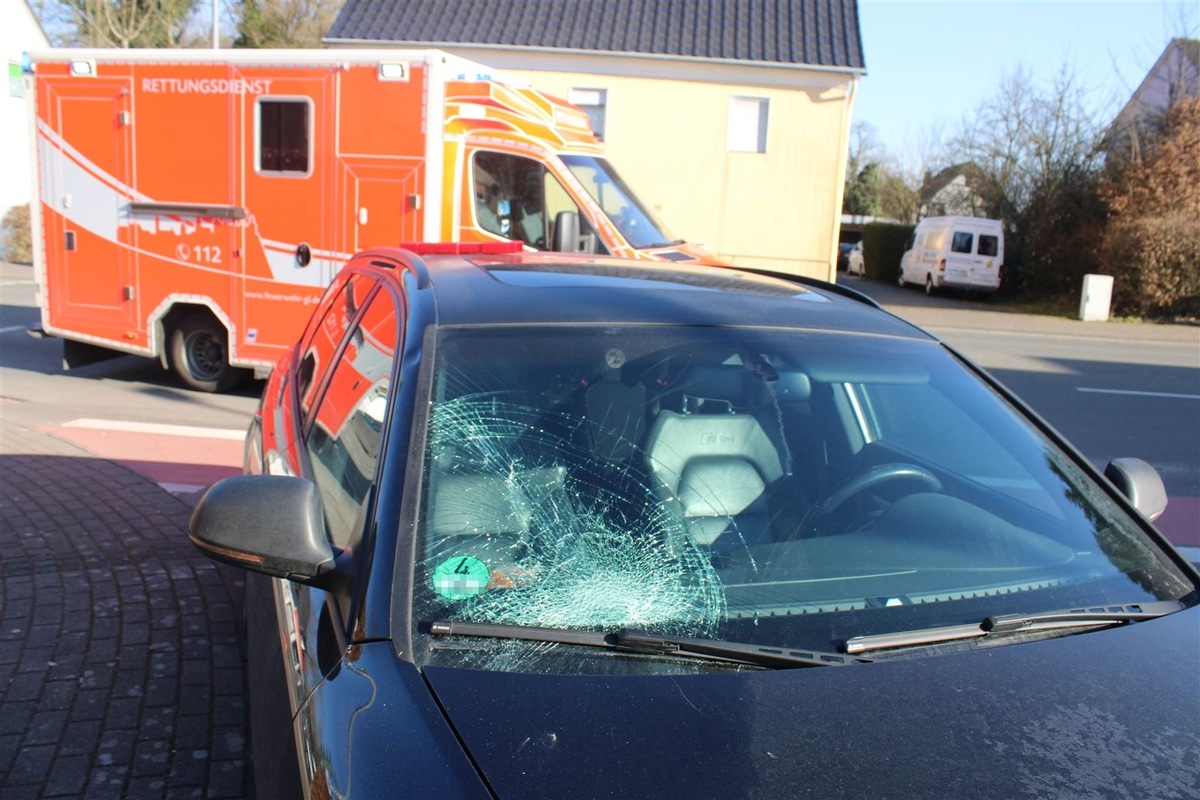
[860, 222, 915, 280]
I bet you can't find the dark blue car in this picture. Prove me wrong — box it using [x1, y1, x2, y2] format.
[190, 244, 1200, 799]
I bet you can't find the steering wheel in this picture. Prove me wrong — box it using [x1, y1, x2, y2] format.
[813, 463, 942, 517]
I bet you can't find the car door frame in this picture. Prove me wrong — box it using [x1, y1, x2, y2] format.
[248, 261, 409, 796]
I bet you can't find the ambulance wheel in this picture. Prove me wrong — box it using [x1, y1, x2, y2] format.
[169, 313, 243, 392]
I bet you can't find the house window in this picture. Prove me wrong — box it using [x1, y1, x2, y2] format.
[727, 96, 769, 153]
[569, 87, 607, 141]
[951, 232, 974, 254]
[258, 98, 311, 175]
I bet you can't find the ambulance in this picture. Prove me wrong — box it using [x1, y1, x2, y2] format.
[26, 48, 717, 391]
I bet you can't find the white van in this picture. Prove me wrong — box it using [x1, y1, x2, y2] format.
[899, 216, 1005, 295]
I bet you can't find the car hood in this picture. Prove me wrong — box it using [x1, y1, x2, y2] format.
[423, 607, 1200, 799]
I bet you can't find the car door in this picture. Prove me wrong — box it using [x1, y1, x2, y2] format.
[945, 229, 975, 286]
[247, 269, 404, 796]
[972, 231, 1002, 290]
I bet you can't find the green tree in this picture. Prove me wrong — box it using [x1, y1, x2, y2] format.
[878, 171, 919, 224]
[843, 162, 881, 217]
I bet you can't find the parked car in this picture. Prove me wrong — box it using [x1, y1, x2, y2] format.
[836, 241, 854, 271]
[846, 240, 865, 276]
[899, 216, 1005, 295]
[190, 243, 1200, 799]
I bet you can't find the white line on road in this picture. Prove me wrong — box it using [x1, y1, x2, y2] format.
[1077, 387, 1200, 400]
[0, 325, 27, 334]
[62, 418, 246, 440]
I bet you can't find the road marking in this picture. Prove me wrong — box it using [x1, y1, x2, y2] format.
[1076, 387, 1200, 401]
[62, 418, 246, 440]
[0, 325, 27, 334]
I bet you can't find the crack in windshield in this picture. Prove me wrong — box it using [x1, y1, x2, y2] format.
[420, 392, 727, 635]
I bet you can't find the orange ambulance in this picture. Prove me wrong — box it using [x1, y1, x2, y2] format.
[26, 48, 719, 390]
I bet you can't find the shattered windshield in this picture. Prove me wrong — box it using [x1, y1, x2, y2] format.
[410, 326, 1195, 674]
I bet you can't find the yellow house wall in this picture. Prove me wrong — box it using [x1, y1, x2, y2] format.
[501, 67, 855, 281]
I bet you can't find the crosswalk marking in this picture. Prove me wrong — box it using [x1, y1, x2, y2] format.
[62, 417, 246, 441]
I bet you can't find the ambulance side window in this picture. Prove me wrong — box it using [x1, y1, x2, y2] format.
[472, 151, 599, 251]
[258, 98, 311, 175]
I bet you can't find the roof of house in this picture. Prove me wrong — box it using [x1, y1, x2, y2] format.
[325, 0, 865, 72]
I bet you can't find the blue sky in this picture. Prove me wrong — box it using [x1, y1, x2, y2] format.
[853, 0, 1199, 162]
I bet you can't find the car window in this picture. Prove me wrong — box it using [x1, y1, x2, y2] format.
[951, 231, 974, 254]
[978, 234, 1000, 257]
[306, 284, 399, 547]
[298, 274, 378, 419]
[410, 327, 1194, 674]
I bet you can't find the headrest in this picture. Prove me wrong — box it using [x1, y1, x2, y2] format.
[677, 459, 765, 517]
[645, 412, 784, 490]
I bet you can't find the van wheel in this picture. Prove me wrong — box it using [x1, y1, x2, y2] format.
[169, 313, 244, 392]
[924, 275, 935, 296]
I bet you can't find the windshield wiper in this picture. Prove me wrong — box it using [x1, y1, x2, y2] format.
[982, 600, 1185, 632]
[429, 620, 868, 669]
[844, 600, 1185, 655]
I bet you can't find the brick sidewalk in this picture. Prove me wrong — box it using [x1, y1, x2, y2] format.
[0, 419, 250, 799]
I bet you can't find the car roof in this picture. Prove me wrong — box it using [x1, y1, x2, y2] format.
[358, 248, 934, 340]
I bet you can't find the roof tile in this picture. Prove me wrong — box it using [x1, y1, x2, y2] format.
[326, 0, 865, 70]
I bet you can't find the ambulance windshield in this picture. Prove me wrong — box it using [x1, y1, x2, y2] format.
[561, 156, 680, 249]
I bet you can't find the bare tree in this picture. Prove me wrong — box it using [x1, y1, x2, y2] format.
[33, 0, 204, 47]
[233, 0, 344, 48]
[948, 64, 1106, 212]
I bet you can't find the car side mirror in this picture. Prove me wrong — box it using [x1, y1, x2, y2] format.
[1104, 458, 1168, 522]
[188, 475, 348, 587]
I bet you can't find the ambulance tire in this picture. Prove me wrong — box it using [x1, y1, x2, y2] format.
[169, 313, 244, 393]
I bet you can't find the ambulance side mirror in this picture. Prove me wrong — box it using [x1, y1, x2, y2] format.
[552, 211, 582, 253]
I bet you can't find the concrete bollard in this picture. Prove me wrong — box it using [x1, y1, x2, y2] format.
[1079, 274, 1114, 322]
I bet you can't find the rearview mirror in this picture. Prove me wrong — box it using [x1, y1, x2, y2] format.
[189, 475, 347, 587]
[1104, 458, 1168, 522]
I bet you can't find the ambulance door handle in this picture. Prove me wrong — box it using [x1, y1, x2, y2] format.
[358, 208, 368, 225]
[129, 202, 247, 220]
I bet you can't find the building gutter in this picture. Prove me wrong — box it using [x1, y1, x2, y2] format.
[322, 39, 867, 78]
